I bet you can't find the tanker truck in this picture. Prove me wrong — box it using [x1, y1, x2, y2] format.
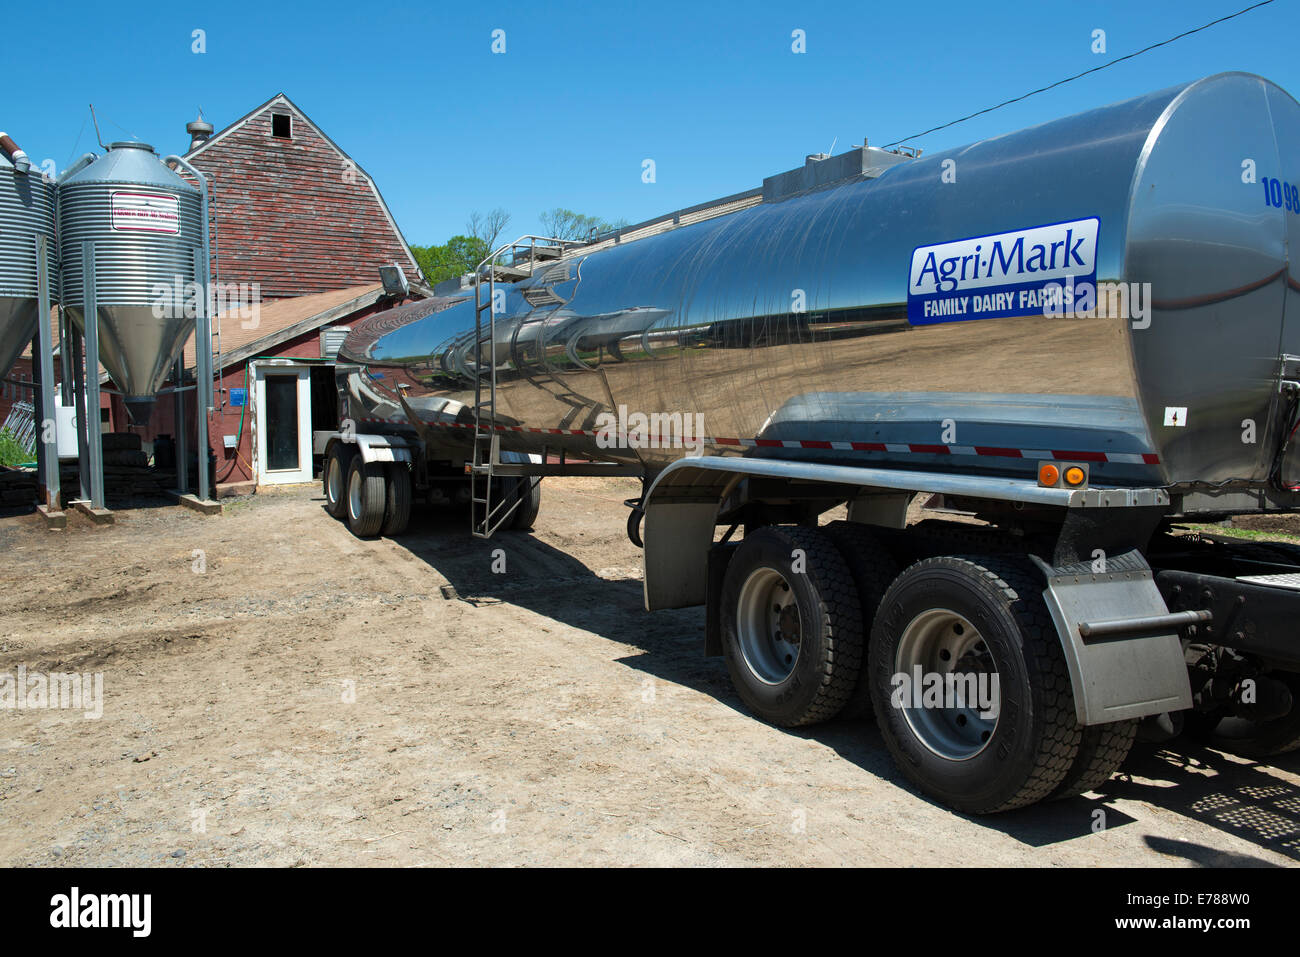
[315, 73, 1300, 813]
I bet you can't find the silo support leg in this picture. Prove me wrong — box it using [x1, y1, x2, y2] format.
[80, 244, 105, 511]
[69, 239, 110, 522]
[71, 327, 89, 502]
[174, 357, 188, 494]
[33, 234, 60, 513]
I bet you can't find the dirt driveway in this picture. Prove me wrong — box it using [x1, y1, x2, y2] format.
[2, 478, 1299, 867]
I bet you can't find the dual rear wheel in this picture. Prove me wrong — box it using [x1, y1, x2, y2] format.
[324, 443, 411, 538]
[718, 525, 1136, 813]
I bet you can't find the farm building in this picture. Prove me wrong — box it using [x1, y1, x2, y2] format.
[5, 93, 428, 496]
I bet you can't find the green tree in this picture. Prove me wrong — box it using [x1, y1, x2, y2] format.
[411, 207, 627, 286]
[410, 234, 490, 286]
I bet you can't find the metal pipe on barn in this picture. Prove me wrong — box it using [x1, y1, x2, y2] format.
[164, 154, 213, 504]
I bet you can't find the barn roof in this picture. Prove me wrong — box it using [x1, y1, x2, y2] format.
[185, 92, 420, 279]
[180, 283, 387, 374]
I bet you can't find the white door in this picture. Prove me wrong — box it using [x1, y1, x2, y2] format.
[253, 364, 313, 485]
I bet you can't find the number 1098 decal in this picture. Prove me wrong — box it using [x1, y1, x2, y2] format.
[1263, 176, 1300, 214]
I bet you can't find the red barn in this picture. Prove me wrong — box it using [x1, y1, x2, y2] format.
[182, 93, 420, 301]
[111, 93, 428, 496]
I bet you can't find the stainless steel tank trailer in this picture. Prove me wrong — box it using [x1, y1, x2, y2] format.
[315, 73, 1300, 813]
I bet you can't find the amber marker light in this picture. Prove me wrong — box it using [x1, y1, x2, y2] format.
[1064, 466, 1086, 486]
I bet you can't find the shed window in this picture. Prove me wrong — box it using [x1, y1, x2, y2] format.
[271, 113, 292, 138]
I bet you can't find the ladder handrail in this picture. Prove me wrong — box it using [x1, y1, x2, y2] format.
[469, 234, 579, 537]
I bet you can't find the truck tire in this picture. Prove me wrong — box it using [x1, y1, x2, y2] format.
[824, 521, 899, 719]
[345, 455, 386, 538]
[509, 477, 542, 530]
[719, 525, 864, 727]
[382, 462, 412, 537]
[869, 555, 1081, 814]
[1196, 672, 1300, 758]
[1050, 720, 1137, 799]
[323, 443, 353, 519]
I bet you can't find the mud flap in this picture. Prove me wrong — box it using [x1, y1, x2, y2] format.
[1031, 551, 1193, 725]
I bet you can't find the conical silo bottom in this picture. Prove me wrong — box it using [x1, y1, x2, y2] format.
[64, 305, 194, 407]
[123, 396, 156, 427]
[0, 297, 39, 381]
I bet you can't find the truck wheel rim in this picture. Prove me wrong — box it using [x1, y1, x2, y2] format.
[348, 469, 362, 520]
[328, 458, 343, 505]
[736, 567, 801, 684]
[895, 609, 1000, 761]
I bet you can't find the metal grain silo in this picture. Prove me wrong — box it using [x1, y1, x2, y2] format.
[58, 142, 202, 425]
[0, 134, 56, 380]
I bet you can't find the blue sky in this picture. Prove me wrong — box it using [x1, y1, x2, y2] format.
[3, 0, 1296, 247]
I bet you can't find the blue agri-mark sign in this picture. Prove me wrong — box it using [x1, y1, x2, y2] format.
[907, 217, 1100, 325]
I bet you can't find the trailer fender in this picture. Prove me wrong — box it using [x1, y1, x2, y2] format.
[1028, 551, 1194, 725]
[639, 455, 1167, 611]
[315, 431, 412, 466]
[642, 457, 1189, 725]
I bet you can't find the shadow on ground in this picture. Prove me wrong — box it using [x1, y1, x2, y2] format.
[380, 502, 1300, 865]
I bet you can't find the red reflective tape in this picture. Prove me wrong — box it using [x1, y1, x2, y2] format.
[410, 415, 1149, 468]
[1056, 450, 1107, 463]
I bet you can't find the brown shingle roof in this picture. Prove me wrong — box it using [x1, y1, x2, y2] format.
[181, 283, 382, 370]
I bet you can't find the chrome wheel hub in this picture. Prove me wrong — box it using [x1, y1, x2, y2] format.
[894, 609, 1000, 761]
[736, 567, 801, 684]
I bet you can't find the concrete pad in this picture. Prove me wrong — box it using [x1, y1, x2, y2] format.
[36, 504, 66, 530]
[171, 491, 223, 515]
[70, 501, 114, 524]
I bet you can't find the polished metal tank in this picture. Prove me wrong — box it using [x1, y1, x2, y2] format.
[0, 141, 56, 379]
[58, 142, 202, 424]
[340, 73, 1300, 514]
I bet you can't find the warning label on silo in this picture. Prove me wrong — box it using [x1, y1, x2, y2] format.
[109, 191, 180, 234]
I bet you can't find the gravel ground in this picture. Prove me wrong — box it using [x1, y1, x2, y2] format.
[1, 478, 1299, 867]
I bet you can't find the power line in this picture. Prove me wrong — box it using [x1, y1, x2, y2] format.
[881, 0, 1278, 149]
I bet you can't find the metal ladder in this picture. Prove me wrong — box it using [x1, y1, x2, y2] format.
[470, 235, 577, 538]
[468, 236, 649, 538]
